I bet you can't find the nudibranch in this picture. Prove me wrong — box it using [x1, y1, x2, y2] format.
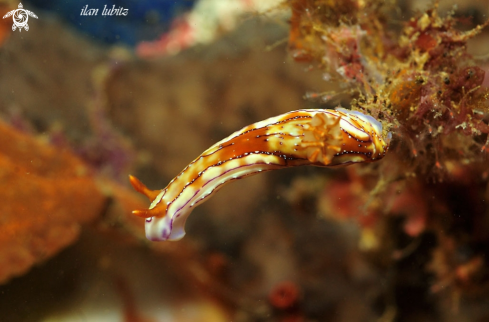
[129, 108, 391, 241]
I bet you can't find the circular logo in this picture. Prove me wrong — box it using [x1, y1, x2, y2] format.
[13, 9, 28, 29]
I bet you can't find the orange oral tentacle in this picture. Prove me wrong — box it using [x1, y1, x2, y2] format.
[129, 175, 161, 201]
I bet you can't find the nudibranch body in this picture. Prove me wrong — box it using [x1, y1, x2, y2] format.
[130, 108, 391, 241]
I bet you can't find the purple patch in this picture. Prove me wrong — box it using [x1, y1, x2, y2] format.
[161, 229, 169, 239]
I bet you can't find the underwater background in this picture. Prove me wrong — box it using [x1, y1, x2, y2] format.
[1, 0, 489, 321]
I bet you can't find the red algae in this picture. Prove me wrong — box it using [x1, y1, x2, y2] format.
[286, 0, 489, 315]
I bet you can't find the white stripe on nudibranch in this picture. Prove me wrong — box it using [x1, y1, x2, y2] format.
[129, 108, 391, 241]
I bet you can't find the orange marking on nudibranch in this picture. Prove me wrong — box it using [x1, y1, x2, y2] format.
[130, 108, 391, 241]
[132, 208, 163, 219]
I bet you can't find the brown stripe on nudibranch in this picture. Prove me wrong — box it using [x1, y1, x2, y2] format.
[130, 108, 391, 241]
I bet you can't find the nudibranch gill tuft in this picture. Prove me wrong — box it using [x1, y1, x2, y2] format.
[130, 108, 391, 241]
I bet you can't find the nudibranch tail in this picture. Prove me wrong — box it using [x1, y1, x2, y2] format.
[130, 108, 390, 241]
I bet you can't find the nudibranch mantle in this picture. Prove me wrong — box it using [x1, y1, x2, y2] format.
[130, 108, 391, 241]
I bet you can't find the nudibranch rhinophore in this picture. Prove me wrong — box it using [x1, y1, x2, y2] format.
[129, 108, 391, 241]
